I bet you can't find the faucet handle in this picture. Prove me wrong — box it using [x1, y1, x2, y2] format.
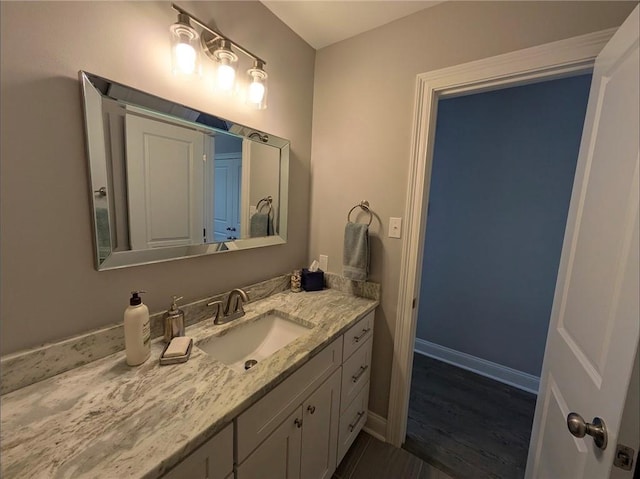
[207, 300, 224, 324]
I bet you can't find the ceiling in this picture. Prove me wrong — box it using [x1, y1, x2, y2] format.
[261, 1, 443, 50]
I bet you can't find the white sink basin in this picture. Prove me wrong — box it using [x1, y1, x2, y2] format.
[196, 311, 313, 372]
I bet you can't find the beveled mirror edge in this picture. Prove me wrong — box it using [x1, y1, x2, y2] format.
[78, 71, 290, 271]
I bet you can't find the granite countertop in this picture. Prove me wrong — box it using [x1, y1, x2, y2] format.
[0, 289, 377, 479]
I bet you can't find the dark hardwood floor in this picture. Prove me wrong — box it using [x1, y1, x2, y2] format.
[334, 431, 453, 479]
[404, 354, 537, 479]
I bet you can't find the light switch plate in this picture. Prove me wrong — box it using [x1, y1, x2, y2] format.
[319, 254, 328, 271]
[389, 217, 402, 238]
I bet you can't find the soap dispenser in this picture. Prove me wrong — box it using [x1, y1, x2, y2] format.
[124, 290, 150, 366]
[163, 295, 185, 342]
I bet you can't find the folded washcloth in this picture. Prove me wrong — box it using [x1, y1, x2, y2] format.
[343, 222, 369, 281]
[250, 212, 269, 237]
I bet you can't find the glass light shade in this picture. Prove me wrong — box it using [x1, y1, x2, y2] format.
[170, 18, 200, 76]
[246, 63, 268, 110]
[213, 42, 238, 93]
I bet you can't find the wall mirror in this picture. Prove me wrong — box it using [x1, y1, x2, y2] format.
[80, 71, 289, 270]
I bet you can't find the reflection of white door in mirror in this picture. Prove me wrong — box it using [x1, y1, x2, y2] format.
[125, 114, 204, 249]
[213, 155, 242, 242]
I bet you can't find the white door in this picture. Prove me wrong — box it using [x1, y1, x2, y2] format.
[526, 7, 639, 478]
[125, 114, 204, 250]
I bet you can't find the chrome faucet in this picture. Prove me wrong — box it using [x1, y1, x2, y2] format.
[207, 288, 249, 325]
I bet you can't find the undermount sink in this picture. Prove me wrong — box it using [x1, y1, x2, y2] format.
[196, 311, 313, 373]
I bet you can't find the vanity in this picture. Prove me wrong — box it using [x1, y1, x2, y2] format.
[0, 71, 378, 478]
[0, 278, 378, 478]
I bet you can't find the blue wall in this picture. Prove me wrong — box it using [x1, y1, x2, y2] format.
[416, 74, 592, 377]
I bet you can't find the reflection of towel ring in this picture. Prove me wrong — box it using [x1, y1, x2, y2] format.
[249, 132, 269, 143]
[256, 196, 273, 215]
[347, 200, 372, 226]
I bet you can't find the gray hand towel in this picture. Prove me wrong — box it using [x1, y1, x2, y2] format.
[250, 212, 269, 237]
[343, 222, 369, 281]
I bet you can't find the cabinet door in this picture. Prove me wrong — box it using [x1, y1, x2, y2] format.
[237, 408, 303, 479]
[162, 423, 233, 479]
[301, 369, 341, 479]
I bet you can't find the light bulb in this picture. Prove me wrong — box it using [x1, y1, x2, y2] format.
[217, 63, 236, 92]
[211, 40, 238, 93]
[248, 80, 265, 104]
[174, 43, 196, 75]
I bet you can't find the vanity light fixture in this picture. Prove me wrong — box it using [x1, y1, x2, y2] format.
[170, 3, 268, 109]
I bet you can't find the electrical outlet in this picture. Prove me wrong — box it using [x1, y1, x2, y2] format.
[319, 254, 328, 271]
[389, 217, 402, 238]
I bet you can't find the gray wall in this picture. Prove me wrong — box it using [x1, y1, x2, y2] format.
[416, 75, 592, 377]
[309, 1, 636, 418]
[0, 1, 315, 355]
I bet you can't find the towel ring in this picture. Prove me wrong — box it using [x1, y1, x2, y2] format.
[347, 200, 373, 226]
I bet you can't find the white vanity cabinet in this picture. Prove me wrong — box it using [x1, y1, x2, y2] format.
[162, 422, 233, 479]
[236, 309, 376, 479]
[236, 338, 343, 479]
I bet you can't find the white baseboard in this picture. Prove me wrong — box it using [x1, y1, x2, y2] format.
[414, 338, 540, 394]
[363, 410, 387, 442]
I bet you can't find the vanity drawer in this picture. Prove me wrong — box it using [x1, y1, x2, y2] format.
[337, 381, 370, 465]
[237, 336, 343, 462]
[342, 310, 374, 360]
[162, 422, 233, 479]
[340, 337, 372, 413]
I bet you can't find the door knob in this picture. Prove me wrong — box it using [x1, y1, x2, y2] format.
[94, 187, 107, 197]
[567, 413, 608, 450]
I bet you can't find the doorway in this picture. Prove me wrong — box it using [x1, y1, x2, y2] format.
[403, 74, 592, 478]
[386, 29, 615, 448]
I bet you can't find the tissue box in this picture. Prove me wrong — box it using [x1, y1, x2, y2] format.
[301, 269, 324, 292]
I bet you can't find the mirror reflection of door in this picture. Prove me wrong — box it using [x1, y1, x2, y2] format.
[125, 114, 204, 250]
[209, 133, 243, 242]
[213, 155, 242, 242]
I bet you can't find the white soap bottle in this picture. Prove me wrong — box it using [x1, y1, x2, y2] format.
[124, 290, 151, 366]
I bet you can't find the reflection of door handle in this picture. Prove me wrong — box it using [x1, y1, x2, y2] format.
[94, 187, 107, 197]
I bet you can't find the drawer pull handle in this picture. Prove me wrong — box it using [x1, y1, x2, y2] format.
[352, 365, 369, 383]
[307, 405, 316, 414]
[353, 328, 371, 343]
[348, 410, 366, 432]
[294, 418, 303, 428]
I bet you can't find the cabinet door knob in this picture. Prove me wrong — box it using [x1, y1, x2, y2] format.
[307, 405, 316, 415]
[294, 418, 303, 428]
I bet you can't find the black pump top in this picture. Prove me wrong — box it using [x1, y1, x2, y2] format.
[129, 290, 146, 306]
